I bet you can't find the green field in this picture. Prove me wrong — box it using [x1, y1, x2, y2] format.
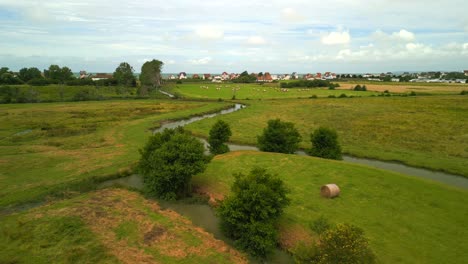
[0, 85, 171, 103]
[0, 188, 247, 263]
[186, 96, 468, 177]
[193, 151, 468, 264]
[169, 82, 380, 99]
[0, 100, 232, 208]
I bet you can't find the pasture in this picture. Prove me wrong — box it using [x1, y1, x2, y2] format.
[0, 188, 246, 263]
[186, 96, 468, 177]
[337, 81, 467, 94]
[169, 82, 380, 99]
[193, 151, 468, 264]
[0, 100, 232, 208]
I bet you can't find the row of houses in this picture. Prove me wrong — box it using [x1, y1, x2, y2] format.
[168, 71, 339, 82]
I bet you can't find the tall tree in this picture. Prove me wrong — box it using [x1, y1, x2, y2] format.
[44, 65, 74, 83]
[257, 119, 302, 154]
[140, 59, 163, 95]
[208, 120, 232, 155]
[19, 67, 42, 82]
[113, 62, 136, 87]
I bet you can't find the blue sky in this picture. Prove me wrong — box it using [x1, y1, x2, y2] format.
[0, 0, 467, 73]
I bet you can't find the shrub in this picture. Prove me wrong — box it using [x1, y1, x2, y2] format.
[339, 93, 347, 98]
[461, 90, 467, 95]
[208, 120, 232, 155]
[257, 119, 302, 154]
[28, 78, 52, 86]
[309, 95, 318, 99]
[310, 215, 332, 235]
[218, 167, 290, 258]
[316, 224, 376, 264]
[309, 127, 342, 160]
[138, 127, 207, 200]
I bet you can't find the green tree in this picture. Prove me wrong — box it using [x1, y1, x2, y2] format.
[208, 120, 232, 155]
[257, 119, 302, 154]
[138, 127, 206, 200]
[218, 167, 290, 257]
[18, 67, 42, 82]
[316, 224, 376, 264]
[140, 59, 163, 95]
[113, 62, 136, 87]
[309, 127, 342, 160]
[44, 65, 74, 83]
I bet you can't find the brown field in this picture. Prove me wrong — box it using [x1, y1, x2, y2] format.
[337, 82, 467, 94]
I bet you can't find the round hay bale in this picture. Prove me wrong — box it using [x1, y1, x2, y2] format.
[320, 184, 340, 198]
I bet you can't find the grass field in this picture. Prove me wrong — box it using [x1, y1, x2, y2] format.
[0, 100, 232, 208]
[193, 151, 468, 264]
[0, 188, 246, 263]
[186, 96, 468, 177]
[0, 85, 170, 103]
[169, 82, 380, 99]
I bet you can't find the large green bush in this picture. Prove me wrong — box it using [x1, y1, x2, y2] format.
[257, 119, 302, 154]
[208, 120, 232, 155]
[217, 167, 290, 258]
[309, 127, 342, 160]
[316, 224, 376, 264]
[138, 127, 207, 200]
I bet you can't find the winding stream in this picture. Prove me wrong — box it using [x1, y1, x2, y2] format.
[149, 103, 467, 189]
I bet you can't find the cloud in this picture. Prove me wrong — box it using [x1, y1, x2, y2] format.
[247, 36, 267, 45]
[374, 29, 416, 42]
[281, 8, 305, 22]
[321, 29, 351, 45]
[392, 29, 415, 41]
[194, 26, 224, 40]
[189, 57, 212, 65]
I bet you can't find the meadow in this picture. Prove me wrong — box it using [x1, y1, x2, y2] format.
[337, 81, 467, 94]
[0, 100, 232, 208]
[169, 82, 380, 99]
[0, 84, 170, 103]
[193, 151, 468, 264]
[186, 95, 468, 177]
[0, 188, 247, 263]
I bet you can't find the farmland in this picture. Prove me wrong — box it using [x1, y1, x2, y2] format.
[186, 95, 468, 177]
[0, 100, 232, 208]
[193, 151, 468, 264]
[168, 82, 380, 99]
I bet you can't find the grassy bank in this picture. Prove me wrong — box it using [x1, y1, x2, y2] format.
[0, 100, 232, 208]
[193, 151, 468, 264]
[0, 188, 246, 263]
[186, 96, 468, 176]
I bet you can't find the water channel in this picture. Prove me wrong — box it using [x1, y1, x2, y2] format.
[100, 102, 467, 263]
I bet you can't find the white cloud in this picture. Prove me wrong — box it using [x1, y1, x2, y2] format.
[194, 26, 224, 40]
[392, 29, 415, 41]
[247, 36, 267, 45]
[189, 57, 212, 65]
[281, 8, 305, 22]
[321, 29, 351, 45]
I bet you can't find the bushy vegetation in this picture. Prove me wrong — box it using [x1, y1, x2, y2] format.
[208, 120, 232, 155]
[232, 71, 257, 83]
[138, 127, 207, 200]
[308, 127, 342, 160]
[217, 167, 290, 258]
[280, 79, 334, 88]
[353, 84, 367, 91]
[257, 119, 302, 154]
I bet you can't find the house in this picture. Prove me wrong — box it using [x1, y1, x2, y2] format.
[323, 72, 336, 80]
[363, 73, 373, 78]
[221, 72, 229, 80]
[202, 74, 212, 80]
[91, 73, 113, 81]
[178, 72, 187, 79]
[283, 74, 291, 80]
[304, 73, 314, 80]
[169, 74, 176, 80]
[391, 78, 400, 82]
[192, 74, 200, 79]
[464, 70, 468, 76]
[212, 76, 222, 83]
[263, 72, 273, 82]
[79, 70, 90, 79]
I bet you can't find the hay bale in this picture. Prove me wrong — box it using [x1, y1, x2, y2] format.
[321, 184, 340, 198]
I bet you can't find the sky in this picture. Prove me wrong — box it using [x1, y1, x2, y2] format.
[0, 0, 467, 73]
